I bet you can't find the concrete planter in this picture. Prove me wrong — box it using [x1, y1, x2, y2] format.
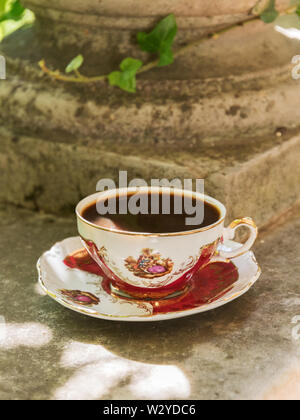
[20, 0, 291, 62]
[23, 0, 289, 19]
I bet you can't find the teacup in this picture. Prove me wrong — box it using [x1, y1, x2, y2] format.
[76, 187, 258, 300]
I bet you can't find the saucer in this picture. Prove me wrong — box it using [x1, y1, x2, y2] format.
[37, 237, 261, 322]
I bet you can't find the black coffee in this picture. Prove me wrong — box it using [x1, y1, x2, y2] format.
[81, 191, 220, 234]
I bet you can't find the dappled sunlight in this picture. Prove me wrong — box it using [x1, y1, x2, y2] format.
[34, 282, 47, 296]
[0, 322, 52, 350]
[53, 342, 190, 400]
[262, 358, 300, 400]
[54, 358, 134, 400]
[59, 341, 114, 366]
[130, 365, 190, 399]
[0, 316, 5, 341]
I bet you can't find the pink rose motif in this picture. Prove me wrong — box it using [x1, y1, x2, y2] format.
[147, 265, 167, 274]
[76, 295, 94, 303]
[60, 289, 100, 306]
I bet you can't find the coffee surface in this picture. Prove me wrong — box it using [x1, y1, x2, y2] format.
[81, 191, 220, 233]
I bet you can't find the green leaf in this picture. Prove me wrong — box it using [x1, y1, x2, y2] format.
[259, 0, 279, 23]
[0, 0, 25, 23]
[108, 58, 143, 93]
[0, 1, 7, 14]
[137, 14, 178, 67]
[65, 54, 84, 73]
[290, 0, 300, 15]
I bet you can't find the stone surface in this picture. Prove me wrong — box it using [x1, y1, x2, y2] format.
[0, 205, 299, 400]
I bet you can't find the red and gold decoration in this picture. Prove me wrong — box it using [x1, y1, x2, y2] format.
[60, 289, 100, 306]
[63, 248, 238, 314]
[125, 248, 174, 279]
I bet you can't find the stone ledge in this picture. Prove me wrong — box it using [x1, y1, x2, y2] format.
[207, 134, 300, 225]
[1, 61, 299, 149]
[0, 127, 299, 229]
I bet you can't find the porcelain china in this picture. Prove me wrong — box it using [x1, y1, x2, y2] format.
[76, 187, 258, 299]
[37, 236, 261, 322]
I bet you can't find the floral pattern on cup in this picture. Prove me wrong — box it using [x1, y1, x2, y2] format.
[125, 248, 174, 279]
[60, 289, 100, 306]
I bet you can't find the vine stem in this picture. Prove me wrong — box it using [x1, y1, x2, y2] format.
[39, 4, 298, 84]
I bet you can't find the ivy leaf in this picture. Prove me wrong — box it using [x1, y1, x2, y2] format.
[108, 58, 143, 93]
[290, 0, 300, 14]
[0, 0, 25, 23]
[137, 14, 178, 67]
[65, 55, 84, 73]
[0, 0, 6, 14]
[259, 0, 279, 23]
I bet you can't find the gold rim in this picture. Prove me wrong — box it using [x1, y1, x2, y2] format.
[76, 211, 225, 237]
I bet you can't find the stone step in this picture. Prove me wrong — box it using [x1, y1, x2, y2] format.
[0, 127, 299, 229]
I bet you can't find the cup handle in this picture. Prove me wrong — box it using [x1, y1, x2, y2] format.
[211, 217, 258, 263]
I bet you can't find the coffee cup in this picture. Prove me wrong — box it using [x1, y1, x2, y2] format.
[76, 187, 257, 299]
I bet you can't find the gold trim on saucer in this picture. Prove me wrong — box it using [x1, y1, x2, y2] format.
[36, 252, 262, 321]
